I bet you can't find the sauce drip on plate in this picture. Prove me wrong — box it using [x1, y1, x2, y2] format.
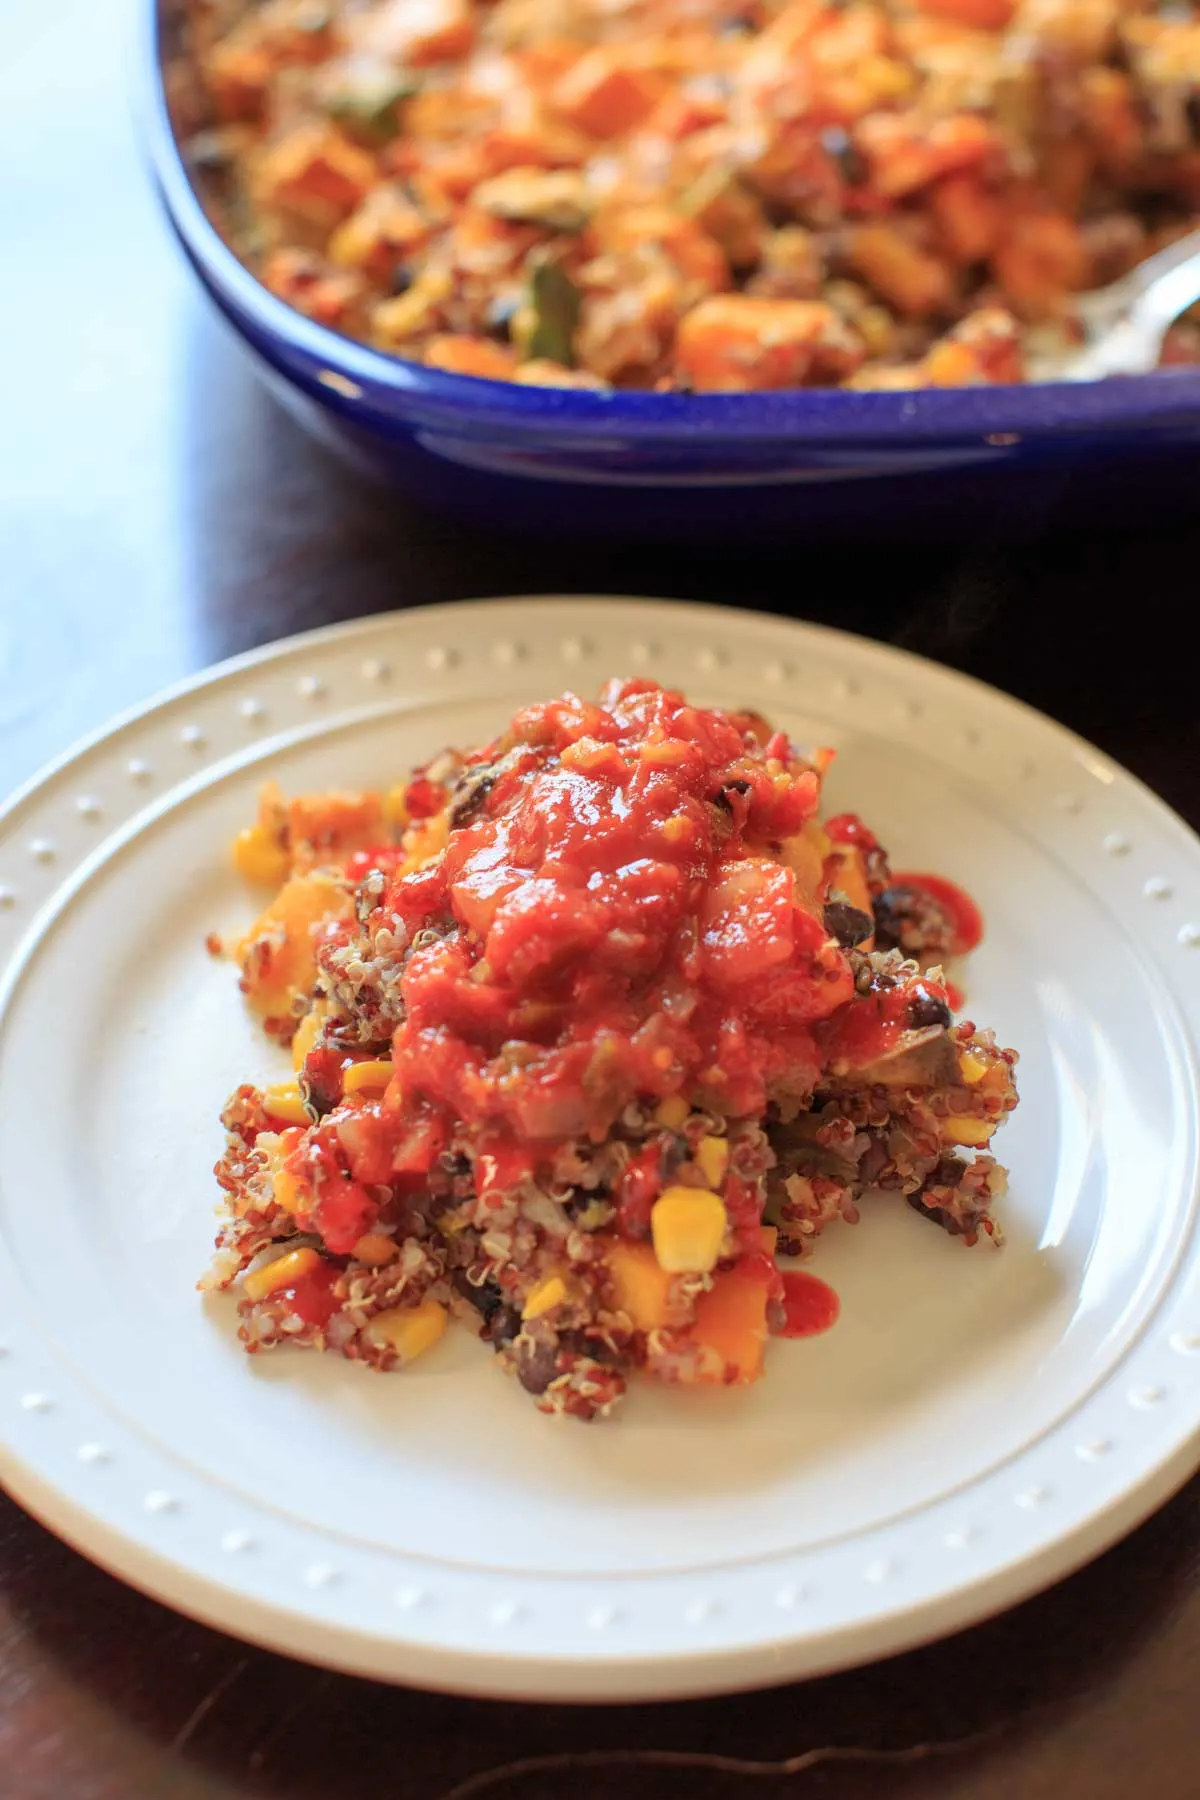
[892, 871, 983, 956]
[777, 1269, 840, 1339]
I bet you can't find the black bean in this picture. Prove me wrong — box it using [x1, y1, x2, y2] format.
[391, 262, 415, 295]
[484, 295, 520, 341]
[820, 125, 868, 187]
[824, 901, 874, 948]
[517, 1340, 561, 1395]
[448, 768, 496, 828]
[488, 1303, 522, 1348]
[908, 984, 952, 1030]
[873, 884, 954, 955]
[712, 778, 752, 812]
[452, 1271, 503, 1320]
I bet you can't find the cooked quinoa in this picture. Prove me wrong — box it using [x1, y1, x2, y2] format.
[205, 680, 1018, 1420]
[170, 0, 1200, 392]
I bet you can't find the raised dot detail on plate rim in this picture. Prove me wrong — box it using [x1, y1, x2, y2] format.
[586, 1603, 619, 1630]
[77, 1442, 110, 1465]
[1130, 1385, 1165, 1408]
[560, 637, 590, 663]
[239, 697, 265, 721]
[1076, 1439, 1113, 1462]
[0, 887, 15, 909]
[773, 1584, 805, 1610]
[684, 1598, 716, 1623]
[1178, 924, 1200, 949]
[76, 796, 102, 820]
[180, 725, 205, 749]
[395, 1585, 427, 1610]
[1170, 1331, 1200, 1354]
[489, 1599, 522, 1626]
[361, 658, 391, 682]
[628, 641, 657, 665]
[943, 1526, 978, 1550]
[1144, 876, 1172, 900]
[962, 724, 980, 745]
[221, 1528, 255, 1553]
[491, 640, 523, 666]
[144, 1490, 178, 1514]
[29, 839, 56, 863]
[1016, 1485, 1050, 1510]
[695, 646, 726, 672]
[1102, 831, 1131, 856]
[304, 1562, 338, 1588]
[426, 645, 457, 671]
[20, 1393, 50, 1412]
[863, 1558, 894, 1584]
[1056, 794, 1083, 815]
[832, 676, 860, 699]
[297, 675, 326, 700]
[127, 758, 152, 782]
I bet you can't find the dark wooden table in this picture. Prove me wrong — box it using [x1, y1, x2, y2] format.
[4, 5, 1200, 1798]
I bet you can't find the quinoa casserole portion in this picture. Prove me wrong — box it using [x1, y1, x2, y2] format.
[205, 679, 1019, 1421]
[170, 0, 1200, 393]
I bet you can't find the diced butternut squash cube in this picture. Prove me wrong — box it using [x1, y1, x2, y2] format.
[687, 1265, 770, 1385]
[353, 1233, 399, 1266]
[605, 1240, 674, 1331]
[940, 1113, 996, 1146]
[553, 50, 660, 138]
[653, 1095, 690, 1131]
[694, 1136, 729, 1188]
[233, 823, 290, 887]
[291, 1007, 323, 1072]
[287, 790, 384, 868]
[523, 1274, 572, 1320]
[676, 295, 863, 391]
[237, 874, 352, 1020]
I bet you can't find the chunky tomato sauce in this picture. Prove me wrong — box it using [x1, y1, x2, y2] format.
[778, 1269, 841, 1338]
[891, 871, 984, 956]
[369, 682, 855, 1150]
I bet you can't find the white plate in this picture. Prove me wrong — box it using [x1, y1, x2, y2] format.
[1, 597, 1199, 1702]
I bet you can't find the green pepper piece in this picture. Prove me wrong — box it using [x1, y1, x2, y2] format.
[528, 261, 581, 367]
[323, 63, 418, 145]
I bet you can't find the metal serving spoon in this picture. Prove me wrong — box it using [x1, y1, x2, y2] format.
[1037, 226, 1200, 383]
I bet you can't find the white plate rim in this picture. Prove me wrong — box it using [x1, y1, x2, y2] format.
[1, 594, 1198, 1702]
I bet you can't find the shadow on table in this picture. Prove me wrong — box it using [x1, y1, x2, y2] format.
[4, 1469, 1199, 1800]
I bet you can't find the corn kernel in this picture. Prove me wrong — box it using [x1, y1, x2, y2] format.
[694, 1135, 729, 1188]
[233, 823, 290, 887]
[261, 1080, 310, 1126]
[958, 1050, 988, 1085]
[654, 1095, 690, 1131]
[272, 1168, 306, 1215]
[243, 1247, 322, 1303]
[291, 1008, 322, 1072]
[651, 1186, 728, 1274]
[383, 784, 410, 830]
[661, 816, 691, 845]
[343, 1059, 394, 1096]
[353, 1232, 398, 1266]
[940, 1114, 996, 1147]
[365, 1298, 447, 1363]
[523, 1275, 570, 1320]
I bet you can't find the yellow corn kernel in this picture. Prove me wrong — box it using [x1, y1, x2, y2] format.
[243, 1246, 322, 1303]
[365, 1298, 448, 1363]
[651, 1186, 728, 1274]
[383, 783, 410, 830]
[233, 823, 290, 887]
[261, 1080, 311, 1126]
[940, 1114, 996, 1147]
[654, 1095, 690, 1131]
[272, 1167, 306, 1216]
[694, 1135, 729, 1188]
[661, 816, 692, 845]
[958, 1050, 989, 1085]
[523, 1275, 570, 1320]
[291, 1008, 322, 1072]
[353, 1232, 398, 1266]
[343, 1059, 395, 1097]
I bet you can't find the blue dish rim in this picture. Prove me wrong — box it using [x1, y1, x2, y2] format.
[143, 0, 1200, 446]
